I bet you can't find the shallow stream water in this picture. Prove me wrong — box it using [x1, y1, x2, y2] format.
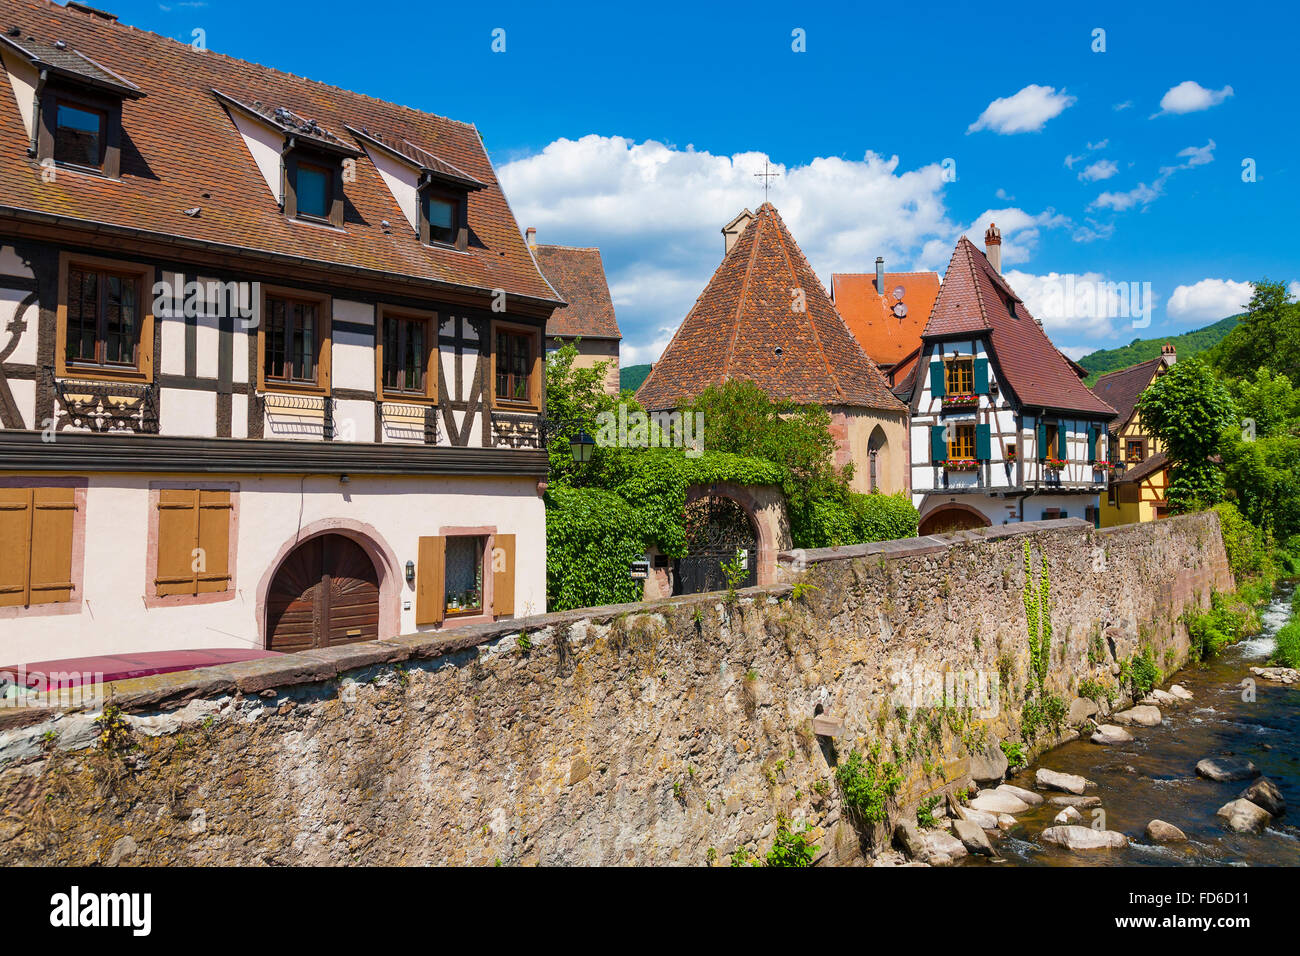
[970, 584, 1299, 866]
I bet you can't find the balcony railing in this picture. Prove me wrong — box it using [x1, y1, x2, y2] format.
[47, 367, 158, 434]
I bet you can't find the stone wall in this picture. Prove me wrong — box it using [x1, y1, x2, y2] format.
[0, 513, 1233, 866]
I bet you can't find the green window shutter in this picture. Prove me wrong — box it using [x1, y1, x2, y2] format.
[975, 423, 991, 461]
[1087, 425, 1098, 463]
[1036, 422, 1048, 460]
[929, 361, 945, 398]
[973, 357, 989, 395]
[930, 425, 948, 463]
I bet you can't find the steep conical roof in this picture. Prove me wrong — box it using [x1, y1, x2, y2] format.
[636, 204, 905, 412]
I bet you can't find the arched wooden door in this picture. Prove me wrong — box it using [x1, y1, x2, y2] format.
[266, 534, 380, 652]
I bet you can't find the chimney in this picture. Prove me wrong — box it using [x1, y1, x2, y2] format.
[1161, 343, 1177, 366]
[875, 257, 885, 294]
[984, 222, 1002, 273]
[525, 226, 536, 249]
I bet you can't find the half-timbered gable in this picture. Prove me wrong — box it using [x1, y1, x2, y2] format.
[0, 0, 559, 667]
[903, 227, 1115, 534]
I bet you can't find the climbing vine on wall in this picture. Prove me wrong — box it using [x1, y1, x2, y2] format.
[1019, 540, 1063, 740]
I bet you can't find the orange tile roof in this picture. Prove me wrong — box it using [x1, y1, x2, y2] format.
[635, 203, 905, 413]
[832, 271, 939, 369]
[532, 244, 621, 340]
[0, 0, 558, 304]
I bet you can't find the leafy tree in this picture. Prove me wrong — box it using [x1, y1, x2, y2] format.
[1136, 358, 1237, 512]
[544, 338, 640, 484]
[1208, 279, 1300, 381]
[1227, 368, 1300, 440]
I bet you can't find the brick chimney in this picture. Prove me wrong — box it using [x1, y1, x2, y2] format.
[1160, 342, 1177, 366]
[525, 226, 536, 249]
[875, 257, 885, 294]
[984, 222, 1002, 273]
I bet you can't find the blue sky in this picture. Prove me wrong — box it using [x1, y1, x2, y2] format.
[125, 0, 1296, 362]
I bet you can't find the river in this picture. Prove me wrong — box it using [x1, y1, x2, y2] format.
[971, 584, 1299, 866]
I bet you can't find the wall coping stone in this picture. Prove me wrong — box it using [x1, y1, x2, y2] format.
[777, 517, 1092, 566]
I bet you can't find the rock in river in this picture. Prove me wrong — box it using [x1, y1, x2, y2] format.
[952, 819, 995, 857]
[1196, 756, 1259, 782]
[1113, 705, 1162, 727]
[1090, 724, 1134, 745]
[969, 742, 1009, 786]
[995, 783, 1044, 807]
[1068, 696, 1099, 725]
[1168, 684, 1193, 700]
[968, 789, 1030, 814]
[1216, 798, 1271, 833]
[1042, 825, 1128, 850]
[1054, 806, 1082, 825]
[1145, 819, 1187, 843]
[1035, 768, 1092, 795]
[1239, 777, 1285, 816]
[1049, 794, 1102, 808]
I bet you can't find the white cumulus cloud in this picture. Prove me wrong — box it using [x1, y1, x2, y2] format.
[1166, 278, 1254, 323]
[1152, 81, 1234, 117]
[1003, 271, 1158, 340]
[968, 84, 1076, 135]
[1078, 159, 1119, 182]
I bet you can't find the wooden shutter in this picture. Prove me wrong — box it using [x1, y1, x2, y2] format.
[196, 490, 232, 593]
[1036, 422, 1048, 460]
[929, 361, 945, 398]
[156, 489, 198, 596]
[975, 423, 991, 461]
[0, 488, 32, 608]
[930, 425, 948, 463]
[973, 357, 989, 395]
[29, 488, 75, 605]
[0, 487, 76, 608]
[492, 533, 515, 617]
[416, 535, 445, 625]
[1087, 426, 1098, 463]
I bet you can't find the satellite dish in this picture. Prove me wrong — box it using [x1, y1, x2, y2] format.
[893, 285, 906, 301]
[892, 302, 908, 318]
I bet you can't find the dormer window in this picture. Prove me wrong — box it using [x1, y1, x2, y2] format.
[420, 185, 467, 249]
[54, 99, 106, 168]
[284, 148, 345, 227]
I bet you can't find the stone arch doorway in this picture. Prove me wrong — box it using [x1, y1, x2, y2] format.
[673, 494, 759, 595]
[867, 425, 888, 492]
[919, 503, 991, 536]
[264, 533, 381, 652]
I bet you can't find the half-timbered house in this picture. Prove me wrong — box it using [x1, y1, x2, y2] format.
[903, 226, 1116, 533]
[0, 0, 560, 665]
[1091, 344, 1176, 526]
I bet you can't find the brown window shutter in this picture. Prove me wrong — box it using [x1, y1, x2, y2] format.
[493, 533, 515, 617]
[28, 488, 76, 605]
[155, 489, 199, 596]
[0, 488, 32, 608]
[416, 535, 445, 625]
[196, 490, 233, 594]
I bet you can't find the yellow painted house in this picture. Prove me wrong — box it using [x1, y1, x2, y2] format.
[1090, 345, 1176, 527]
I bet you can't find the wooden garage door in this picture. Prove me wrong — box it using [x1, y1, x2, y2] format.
[265, 534, 379, 652]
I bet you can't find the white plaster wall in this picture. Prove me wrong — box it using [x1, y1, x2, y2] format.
[159, 388, 217, 438]
[231, 393, 248, 439]
[228, 109, 284, 204]
[916, 491, 1100, 528]
[158, 271, 186, 375]
[334, 398, 375, 443]
[364, 146, 419, 233]
[1, 50, 38, 141]
[0, 473, 546, 666]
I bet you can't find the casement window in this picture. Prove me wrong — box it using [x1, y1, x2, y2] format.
[945, 357, 974, 395]
[0, 487, 76, 608]
[56, 254, 154, 382]
[53, 99, 107, 169]
[415, 532, 515, 626]
[948, 422, 976, 459]
[1042, 422, 1060, 460]
[1125, 438, 1146, 463]
[153, 489, 233, 597]
[284, 149, 346, 228]
[377, 307, 437, 402]
[419, 185, 467, 249]
[258, 287, 331, 393]
[492, 323, 541, 410]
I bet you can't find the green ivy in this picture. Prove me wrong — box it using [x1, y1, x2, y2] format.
[834, 746, 903, 830]
[544, 486, 648, 611]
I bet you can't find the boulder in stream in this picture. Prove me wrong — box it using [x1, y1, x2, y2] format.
[1068, 696, 1099, 725]
[969, 742, 1009, 786]
[952, 819, 995, 856]
[1054, 806, 1082, 825]
[1090, 724, 1134, 745]
[1049, 794, 1102, 808]
[1196, 756, 1259, 782]
[995, 783, 1043, 807]
[1168, 684, 1193, 700]
[1113, 704, 1162, 727]
[1145, 819, 1187, 843]
[968, 788, 1030, 814]
[1041, 825, 1128, 850]
[1035, 767, 1092, 795]
[1216, 798, 1272, 833]
[1249, 666, 1298, 685]
[1239, 777, 1285, 816]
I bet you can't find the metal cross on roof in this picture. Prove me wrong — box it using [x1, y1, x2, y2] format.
[754, 161, 779, 200]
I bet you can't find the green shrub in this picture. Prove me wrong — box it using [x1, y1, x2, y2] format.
[1121, 648, 1161, 698]
[1020, 693, 1067, 741]
[1271, 620, 1300, 669]
[1214, 502, 1277, 588]
[793, 491, 918, 549]
[1185, 593, 1250, 661]
[545, 486, 648, 611]
[764, 818, 819, 867]
[1000, 740, 1027, 770]
[916, 795, 942, 829]
[834, 747, 903, 829]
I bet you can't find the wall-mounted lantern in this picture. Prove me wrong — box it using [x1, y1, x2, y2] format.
[570, 429, 596, 464]
[405, 560, 415, 585]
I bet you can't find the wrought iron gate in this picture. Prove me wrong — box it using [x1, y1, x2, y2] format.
[673, 495, 758, 595]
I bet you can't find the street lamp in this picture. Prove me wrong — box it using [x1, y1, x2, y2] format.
[570, 428, 596, 464]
